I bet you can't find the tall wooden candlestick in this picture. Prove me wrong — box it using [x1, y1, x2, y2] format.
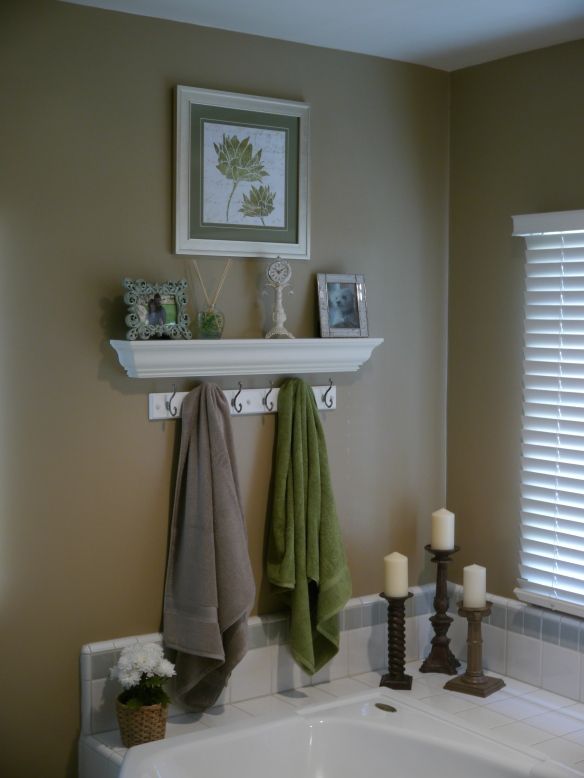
[379, 592, 413, 690]
[419, 545, 460, 675]
[444, 602, 505, 697]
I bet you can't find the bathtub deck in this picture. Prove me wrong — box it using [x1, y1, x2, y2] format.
[80, 661, 584, 777]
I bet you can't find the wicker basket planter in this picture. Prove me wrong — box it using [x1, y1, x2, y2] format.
[116, 698, 168, 748]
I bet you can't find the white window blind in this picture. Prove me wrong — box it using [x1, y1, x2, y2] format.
[514, 209, 584, 617]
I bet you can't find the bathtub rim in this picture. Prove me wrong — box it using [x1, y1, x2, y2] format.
[118, 687, 564, 778]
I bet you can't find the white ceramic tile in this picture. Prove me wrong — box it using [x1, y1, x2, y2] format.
[80, 679, 92, 734]
[80, 651, 93, 683]
[271, 643, 312, 693]
[311, 637, 348, 685]
[275, 685, 336, 708]
[229, 645, 273, 702]
[579, 655, 584, 704]
[524, 687, 578, 710]
[405, 659, 426, 677]
[564, 729, 584, 747]
[541, 642, 581, 701]
[506, 632, 542, 687]
[485, 696, 548, 720]
[448, 615, 468, 662]
[233, 694, 296, 718]
[526, 711, 584, 736]
[90, 678, 119, 734]
[564, 703, 584, 723]
[353, 671, 384, 688]
[419, 692, 476, 714]
[87, 639, 117, 654]
[404, 678, 440, 700]
[417, 614, 433, 660]
[490, 674, 538, 697]
[368, 623, 387, 671]
[419, 671, 453, 691]
[482, 624, 506, 674]
[347, 626, 373, 676]
[454, 705, 514, 729]
[213, 686, 230, 707]
[165, 715, 210, 738]
[360, 593, 380, 606]
[112, 636, 142, 649]
[136, 633, 162, 645]
[405, 616, 418, 662]
[78, 739, 122, 778]
[446, 685, 511, 707]
[489, 721, 553, 747]
[535, 737, 584, 765]
[200, 704, 253, 729]
[343, 598, 363, 629]
[313, 677, 369, 697]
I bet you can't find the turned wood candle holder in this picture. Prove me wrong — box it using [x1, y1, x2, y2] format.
[419, 545, 461, 675]
[444, 601, 505, 698]
[379, 591, 413, 690]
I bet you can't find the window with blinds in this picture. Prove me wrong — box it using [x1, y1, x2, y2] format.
[514, 210, 584, 617]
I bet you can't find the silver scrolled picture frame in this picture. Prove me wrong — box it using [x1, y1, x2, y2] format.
[123, 278, 192, 340]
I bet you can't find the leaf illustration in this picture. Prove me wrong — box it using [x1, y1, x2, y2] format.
[239, 185, 276, 226]
[214, 134, 268, 221]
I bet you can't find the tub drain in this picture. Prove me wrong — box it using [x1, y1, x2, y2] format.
[375, 703, 397, 713]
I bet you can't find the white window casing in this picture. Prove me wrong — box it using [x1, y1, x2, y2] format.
[514, 209, 584, 618]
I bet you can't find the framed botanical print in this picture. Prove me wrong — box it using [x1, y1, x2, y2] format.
[175, 85, 310, 259]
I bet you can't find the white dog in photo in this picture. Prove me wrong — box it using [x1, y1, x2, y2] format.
[328, 283, 359, 328]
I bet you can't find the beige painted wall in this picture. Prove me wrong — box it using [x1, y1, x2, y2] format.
[0, 1, 449, 775]
[448, 40, 584, 595]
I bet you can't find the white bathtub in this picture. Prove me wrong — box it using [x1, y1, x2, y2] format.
[119, 690, 580, 778]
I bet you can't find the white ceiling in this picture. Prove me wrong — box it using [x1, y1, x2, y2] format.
[62, 0, 584, 71]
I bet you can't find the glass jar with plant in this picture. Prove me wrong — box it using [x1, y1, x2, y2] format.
[190, 258, 232, 339]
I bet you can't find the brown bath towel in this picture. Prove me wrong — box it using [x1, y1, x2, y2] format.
[163, 383, 255, 710]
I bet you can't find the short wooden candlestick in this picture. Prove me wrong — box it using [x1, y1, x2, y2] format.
[419, 545, 461, 675]
[444, 602, 505, 697]
[379, 591, 413, 690]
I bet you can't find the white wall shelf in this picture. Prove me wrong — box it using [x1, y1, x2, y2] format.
[110, 338, 383, 379]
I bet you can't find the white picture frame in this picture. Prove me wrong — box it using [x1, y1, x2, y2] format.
[175, 85, 310, 259]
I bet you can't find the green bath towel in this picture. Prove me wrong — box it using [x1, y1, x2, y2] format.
[267, 378, 352, 675]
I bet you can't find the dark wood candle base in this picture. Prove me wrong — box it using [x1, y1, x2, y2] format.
[419, 545, 460, 675]
[379, 592, 413, 691]
[380, 672, 413, 690]
[443, 601, 505, 698]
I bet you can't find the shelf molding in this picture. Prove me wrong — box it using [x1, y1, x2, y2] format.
[110, 338, 383, 378]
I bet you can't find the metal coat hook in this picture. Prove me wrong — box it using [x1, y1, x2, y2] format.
[262, 381, 275, 412]
[166, 384, 178, 417]
[231, 382, 243, 414]
[322, 378, 334, 409]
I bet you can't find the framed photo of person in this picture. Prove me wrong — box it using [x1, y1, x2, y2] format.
[175, 85, 310, 259]
[317, 273, 369, 338]
[123, 278, 192, 340]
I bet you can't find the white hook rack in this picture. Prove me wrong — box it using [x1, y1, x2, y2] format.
[148, 383, 337, 421]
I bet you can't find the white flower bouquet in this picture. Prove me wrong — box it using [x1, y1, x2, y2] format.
[110, 642, 175, 709]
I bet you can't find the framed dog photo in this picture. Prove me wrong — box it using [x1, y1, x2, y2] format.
[317, 273, 369, 338]
[123, 278, 192, 340]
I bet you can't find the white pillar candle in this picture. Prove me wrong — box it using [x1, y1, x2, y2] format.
[384, 552, 409, 597]
[431, 508, 455, 550]
[463, 564, 487, 608]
